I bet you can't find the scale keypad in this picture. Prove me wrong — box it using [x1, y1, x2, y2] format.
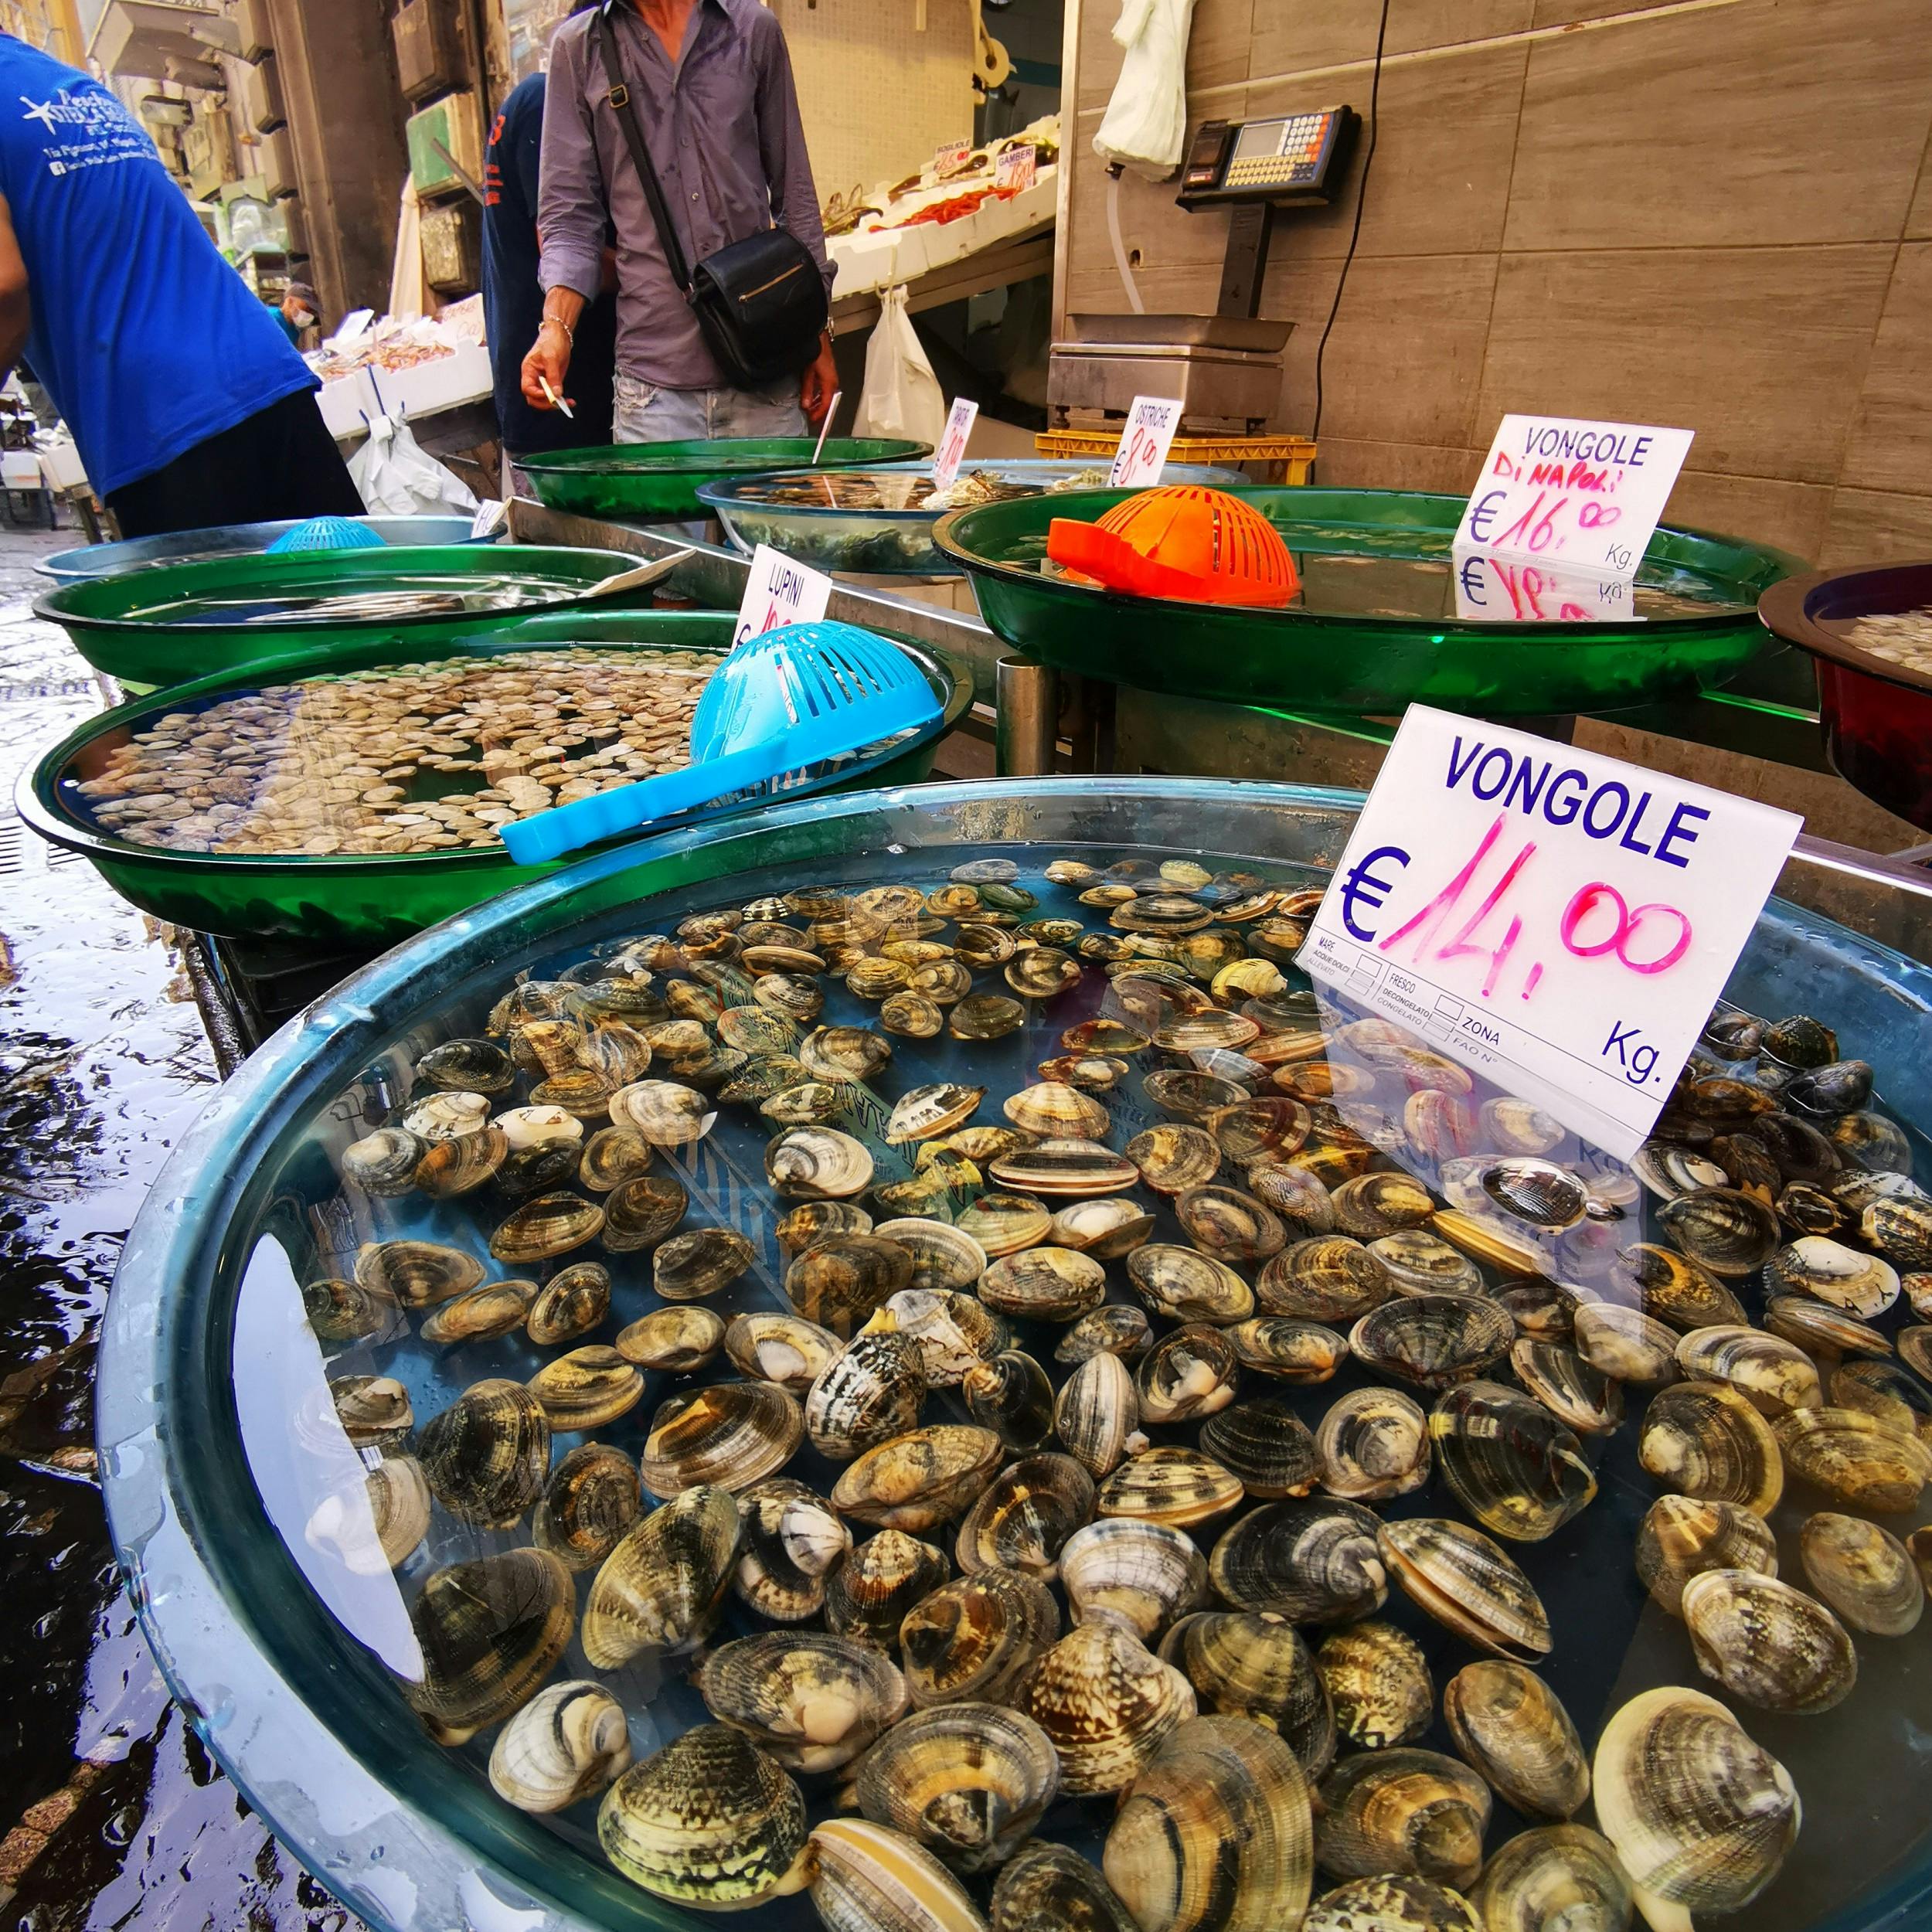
[1225, 111, 1332, 189]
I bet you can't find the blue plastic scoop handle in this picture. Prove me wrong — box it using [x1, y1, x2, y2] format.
[498, 618, 942, 866]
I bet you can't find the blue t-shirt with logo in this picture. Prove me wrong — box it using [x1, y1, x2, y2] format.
[0, 36, 316, 496]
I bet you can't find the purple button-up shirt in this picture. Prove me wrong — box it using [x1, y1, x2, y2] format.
[537, 0, 834, 390]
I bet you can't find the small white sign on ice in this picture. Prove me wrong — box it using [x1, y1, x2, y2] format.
[1109, 397, 1183, 488]
[469, 498, 509, 539]
[1450, 548, 1644, 624]
[995, 143, 1038, 192]
[734, 544, 835, 645]
[931, 398, 980, 491]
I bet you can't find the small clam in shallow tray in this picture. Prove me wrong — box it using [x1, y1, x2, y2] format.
[104, 776, 1932, 1932]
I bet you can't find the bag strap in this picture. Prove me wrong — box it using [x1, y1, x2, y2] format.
[593, 5, 693, 296]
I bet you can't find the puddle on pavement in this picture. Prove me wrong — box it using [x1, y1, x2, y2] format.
[0, 526, 362, 1931]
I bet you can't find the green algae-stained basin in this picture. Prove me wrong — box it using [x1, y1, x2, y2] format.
[518, 437, 932, 519]
[17, 611, 969, 944]
[936, 486, 1804, 716]
[33, 545, 657, 686]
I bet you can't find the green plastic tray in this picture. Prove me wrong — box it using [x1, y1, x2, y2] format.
[33, 545, 654, 687]
[17, 611, 971, 944]
[519, 438, 931, 519]
[935, 486, 1805, 716]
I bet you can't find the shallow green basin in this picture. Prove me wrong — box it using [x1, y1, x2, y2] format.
[519, 439, 931, 519]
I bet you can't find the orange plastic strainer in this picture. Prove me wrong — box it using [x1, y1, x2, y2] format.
[1046, 486, 1300, 609]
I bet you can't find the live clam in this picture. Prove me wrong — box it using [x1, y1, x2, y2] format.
[1247, 1162, 1338, 1232]
[856, 1703, 1061, 1874]
[1317, 1621, 1434, 1750]
[404, 1089, 491, 1141]
[1305, 1876, 1481, 1932]
[1060, 1519, 1207, 1641]
[355, 1239, 485, 1309]
[1638, 1380, 1784, 1515]
[956, 1453, 1095, 1580]
[419, 1276, 537, 1345]
[533, 1443, 641, 1572]
[304, 1453, 430, 1575]
[900, 1569, 1061, 1706]
[1332, 1172, 1437, 1240]
[600, 1173, 689, 1251]
[1097, 1447, 1245, 1529]
[808, 1817, 988, 1932]
[1199, 1394, 1320, 1498]
[733, 1478, 852, 1622]
[827, 1529, 951, 1650]
[1378, 1518, 1552, 1661]
[609, 1078, 716, 1145]
[528, 1345, 645, 1430]
[787, 1234, 916, 1336]
[767, 1125, 875, 1199]
[1366, 1230, 1483, 1298]
[1510, 1338, 1624, 1435]
[1765, 1235, 1901, 1317]
[725, 1311, 843, 1392]
[980, 1245, 1107, 1322]
[699, 1629, 907, 1774]
[1173, 1185, 1287, 1264]
[597, 1725, 809, 1910]
[1573, 1303, 1680, 1384]
[1800, 1511, 1924, 1634]
[1315, 1387, 1430, 1501]
[1350, 1291, 1513, 1391]
[1160, 1611, 1335, 1775]
[652, 1226, 754, 1301]
[832, 1424, 1006, 1531]
[1592, 1686, 1799, 1914]
[950, 993, 1026, 1041]
[1056, 1303, 1155, 1364]
[1259, 1237, 1393, 1323]
[418, 1377, 550, 1526]
[613, 1304, 725, 1374]
[1774, 1404, 1932, 1512]
[1055, 1351, 1140, 1479]
[992, 1844, 1134, 1932]
[1444, 1662, 1589, 1818]
[963, 1349, 1056, 1454]
[1612, 1243, 1747, 1329]
[1128, 1243, 1256, 1325]
[528, 1261, 612, 1346]
[1017, 1621, 1197, 1796]
[989, 1138, 1140, 1197]
[956, 1192, 1054, 1258]
[489, 1680, 632, 1814]
[489, 1191, 605, 1265]
[1765, 1295, 1893, 1359]
[888, 1083, 989, 1144]
[808, 1332, 928, 1460]
[1656, 1185, 1781, 1277]
[1005, 1080, 1108, 1138]
[581, 1485, 743, 1669]
[1674, 1325, 1821, 1413]
[404, 1547, 576, 1747]
[1125, 1123, 1222, 1195]
[1862, 1194, 1932, 1270]
[1209, 1496, 1386, 1622]
[1315, 1748, 1492, 1891]
[641, 1379, 804, 1497]
[342, 1127, 428, 1197]
[1136, 1323, 1241, 1423]
[1104, 1716, 1314, 1932]
[418, 1036, 518, 1095]
[1832, 1357, 1932, 1440]
[1428, 1381, 1597, 1541]
[777, 1199, 874, 1253]
[1471, 1827, 1633, 1932]
[329, 1374, 413, 1447]
[1634, 1495, 1779, 1615]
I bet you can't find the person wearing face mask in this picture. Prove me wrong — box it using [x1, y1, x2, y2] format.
[0, 32, 362, 537]
[275, 281, 321, 345]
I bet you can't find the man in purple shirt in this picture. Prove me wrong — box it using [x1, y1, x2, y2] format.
[522, 0, 838, 442]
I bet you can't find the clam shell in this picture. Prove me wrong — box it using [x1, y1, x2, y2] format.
[651, 1226, 753, 1302]
[962, 1349, 1056, 1454]
[419, 1277, 537, 1345]
[733, 1477, 851, 1623]
[866, 1288, 1009, 1386]
[1315, 1749, 1492, 1892]
[1471, 1827, 1631, 1932]
[832, 1424, 1006, 1531]
[489, 1680, 631, 1813]
[598, 1725, 809, 1910]
[872, 1219, 989, 1295]
[417, 1036, 517, 1094]
[956, 1452, 1095, 1581]
[1774, 1404, 1932, 1512]
[417, 1377, 550, 1527]
[1675, 1324, 1822, 1413]
[1638, 1380, 1784, 1515]
[1591, 1686, 1799, 1913]
[1350, 1291, 1513, 1391]
[1428, 1380, 1597, 1543]
[1127, 1243, 1256, 1325]
[1316, 1621, 1433, 1750]
[1161, 1611, 1335, 1776]
[1305, 1876, 1480, 1932]
[787, 1234, 916, 1338]
[901, 1569, 1061, 1706]
[1655, 1185, 1780, 1277]
[809, 1818, 988, 1932]
[1126, 1123, 1222, 1195]
[328, 1374, 413, 1448]
[1764, 1234, 1901, 1317]
[1799, 1511, 1924, 1634]
[1056, 1303, 1155, 1364]
[725, 1311, 844, 1392]
[614, 1304, 726, 1373]
[1315, 1387, 1430, 1502]
[1259, 1237, 1393, 1323]
[1051, 1198, 1157, 1261]
[354, 1239, 485, 1309]
[1018, 1621, 1197, 1797]
[956, 1191, 1055, 1258]
[1005, 1080, 1109, 1138]
[855, 1703, 1061, 1874]
[1247, 1163, 1338, 1233]
[405, 1546, 575, 1747]
[798, 1026, 894, 1083]
[889, 1083, 990, 1144]
[302, 1276, 402, 1345]
[1764, 1294, 1893, 1359]
[1680, 1566, 1859, 1715]
[1056, 1351, 1141, 1480]
[1174, 1186, 1287, 1265]
[776, 1198, 874, 1253]
[699, 1629, 907, 1774]
[808, 1332, 929, 1461]
[826, 1529, 951, 1650]
[992, 1844, 1134, 1932]
[767, 1125, 876, 1200]
[1136, 1323, 1241, 1424]
[600, 1174, 689, 1251]
[981, 1245, 1107, 1322]
[304, 1453, 430, 1576]
[609, 1079, 716, 1146]
[1209, 1495, 1386, 1624]
[1573, 1303, 1680, 1384]
[950, 993, 1026, 1041]
[528, 1345, 644, 1430]
[1378, 1517, 1552, 1661]
[1199, 1395, 1321, 1499]
[1332, 1172, 1437, 1240]
[528, 1261, 613, 1347]
[1832, 1356, 1932, 1440]
[1104, 1716, 1314, 1932]
[1443, 1662, 1588, 1818]
[533, 1442, 641, 1572]
[1509, 1338, 1624, 1435]
[1097, 1446, 1244, 1529]
[1204, 1097, 1311, 1166]
[990, 1138, 1141, 1197]
[1634, 1494, 1779, 1616]
[1226, 1317, 1349, 1385]
[342, 1127, 430, 1197]
[1368, 1230, 1484, 1298]
[1060, 1518, 1207, 1641]
[488, 1191, 606, 1265]
[641, 1379, 804, 1497]
[581, 1485, 743, 1670]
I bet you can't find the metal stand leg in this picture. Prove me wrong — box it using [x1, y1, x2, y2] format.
[995, 656, 1059, 777]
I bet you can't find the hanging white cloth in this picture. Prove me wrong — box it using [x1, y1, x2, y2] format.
[1092, 0, 1200, 181]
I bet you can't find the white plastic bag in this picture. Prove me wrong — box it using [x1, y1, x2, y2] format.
[1093, 0, 1200, 180]
[853, 285, 947, 449]
[348, 416, 479, 517]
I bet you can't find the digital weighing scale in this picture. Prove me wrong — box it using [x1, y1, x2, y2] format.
[1048, 107, 1359, 433]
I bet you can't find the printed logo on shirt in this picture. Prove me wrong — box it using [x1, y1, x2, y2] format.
[20, 86, 156, 179]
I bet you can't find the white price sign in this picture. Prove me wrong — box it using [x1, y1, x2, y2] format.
[1109, 397, 1183, 488]
[1296, 706, 1800, 1159]
[932, 138, 972, 177]
[1449, 547, 1644, 624]
[1456, 413, 1695, 579]
[469, 498, 509, 539]
[931, 397, 980, 490]
[734, 544, 834, 645]
[995, 143, 1038, 192]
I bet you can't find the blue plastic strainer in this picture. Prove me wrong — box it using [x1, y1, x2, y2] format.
[500, 619, 942, 866]
[264, 518, 388, 555]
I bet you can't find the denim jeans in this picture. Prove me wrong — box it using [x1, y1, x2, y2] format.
[613, 372, 807, 442]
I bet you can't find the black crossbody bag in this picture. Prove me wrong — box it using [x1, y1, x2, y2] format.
[594, 7, 827, 389]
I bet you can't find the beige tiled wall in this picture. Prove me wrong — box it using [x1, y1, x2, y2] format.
[1063, 0, 1932, 566]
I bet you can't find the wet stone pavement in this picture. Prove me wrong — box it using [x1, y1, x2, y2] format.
[0, 525, 362, 1932]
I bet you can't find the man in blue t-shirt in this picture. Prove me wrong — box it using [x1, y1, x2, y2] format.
[483, 66, 615, 459]
[0, 35, 362, 537]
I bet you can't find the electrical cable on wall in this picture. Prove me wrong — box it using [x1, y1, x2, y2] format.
[1310, 0, 1390, 443]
